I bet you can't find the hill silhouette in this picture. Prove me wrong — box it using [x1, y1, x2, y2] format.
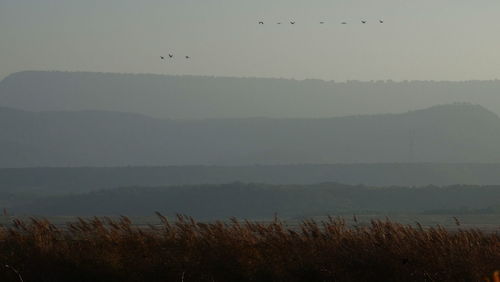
[1, 103, 500, 167]
[14, 183, 500, 217]
[2, 71, 500, 118]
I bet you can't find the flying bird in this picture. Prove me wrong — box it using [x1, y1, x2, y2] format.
[361, 20, 367, 24]
[160, 56, 165, 60]
[320, 21, 325, 24]
[169, 54, 173, 58]
[290, 21, 296, 24]
[258, 21, 264, 24]
[185, 56, 190, 59]
[341, 22, 347, 25]
[277, 22, 282, 24]
[379, 20, 384, 23]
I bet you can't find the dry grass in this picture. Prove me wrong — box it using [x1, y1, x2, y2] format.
[0, 215, 498, 282]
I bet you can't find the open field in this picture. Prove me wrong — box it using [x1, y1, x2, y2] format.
[0, 216, 499, 282]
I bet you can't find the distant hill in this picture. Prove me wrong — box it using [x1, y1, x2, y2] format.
[6, 164, 500, 196]
[2, 71, 500, 119]
[5, 163, 500, 210]
[14, 183, 500, 218]
[1, 103, 500, 167]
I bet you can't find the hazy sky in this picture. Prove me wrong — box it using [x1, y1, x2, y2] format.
[1, 0, 500, 81]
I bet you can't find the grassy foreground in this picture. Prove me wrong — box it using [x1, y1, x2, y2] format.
[0, 215, 498, 282]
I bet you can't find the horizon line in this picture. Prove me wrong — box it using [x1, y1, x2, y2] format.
[3, 70, 500, 84]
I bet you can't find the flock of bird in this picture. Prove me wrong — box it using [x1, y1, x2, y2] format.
[258, 19, 384, 25]
[160, 54, 190, 60]
[160, 19, 385, 61]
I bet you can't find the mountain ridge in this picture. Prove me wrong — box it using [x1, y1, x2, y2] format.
[0, 102, 495, 121]
[1, 103, 500, 167]
[3, 71, 500, 119]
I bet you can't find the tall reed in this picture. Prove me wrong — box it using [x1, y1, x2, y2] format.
[0, 215, 498, 282]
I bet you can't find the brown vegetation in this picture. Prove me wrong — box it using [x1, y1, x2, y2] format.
[0, 215, 499, 282]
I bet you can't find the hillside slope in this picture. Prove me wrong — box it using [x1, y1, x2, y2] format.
[1, 104, 500, 167]
[2, 71, 500, 118]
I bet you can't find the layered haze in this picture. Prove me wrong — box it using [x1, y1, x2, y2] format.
[2, 71, 500, 217]
[2, 1, 500, 222]
[3, 3, 500, 277]
[1, 102, 500, 167]
[2, 71, 500, 118]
